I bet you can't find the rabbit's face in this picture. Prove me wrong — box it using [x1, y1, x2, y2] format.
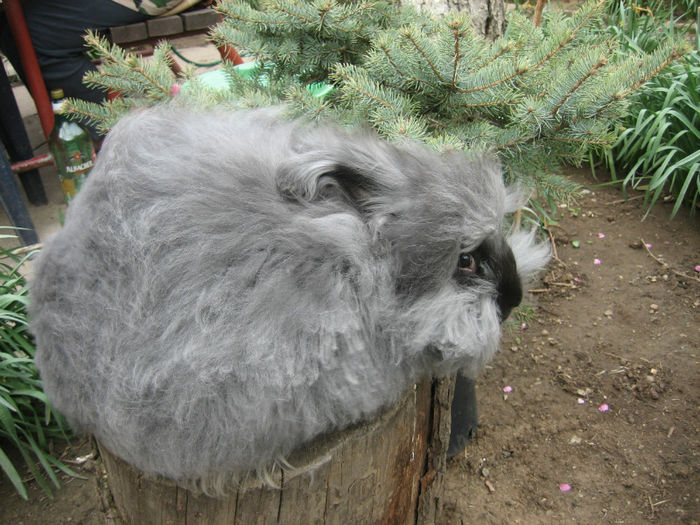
[358, 152, 544, 376]
[390, 228, 524, 376]
[273, 119, 550, 376]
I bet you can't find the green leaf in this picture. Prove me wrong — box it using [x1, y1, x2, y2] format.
[0, 446, 28, 500]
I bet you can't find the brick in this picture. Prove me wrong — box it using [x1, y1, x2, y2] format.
[109, 22, 148, 44]
[182, 9, 219, 31]
[147, 15, 184, 37]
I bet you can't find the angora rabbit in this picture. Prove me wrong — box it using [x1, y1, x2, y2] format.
[30, 107, 550, 487]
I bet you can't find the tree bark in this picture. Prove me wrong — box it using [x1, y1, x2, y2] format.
[408, 0, 506, 40]
[98, 377, 456, 525]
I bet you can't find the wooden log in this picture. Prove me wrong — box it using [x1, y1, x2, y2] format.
[97, 377, 455, 525]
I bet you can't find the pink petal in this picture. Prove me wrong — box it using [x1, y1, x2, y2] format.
[170, 84, 181, 96]
[503, 386, 513, 393]
[519, 322, 528, 330]
[645, 243, 652, 248]
[573, 277, 581, 283]
[594, 259, 601, 265]
[598, 233, 605, 238]
[577, 398, 585, 404]
[559, 483, 571, 492]
[598, 403, 609, 412]
[695, 265, 700, 273]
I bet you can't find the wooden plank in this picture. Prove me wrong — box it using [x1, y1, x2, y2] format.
[109, 22, 148, 44]
[182, 9, 220, 31]
[147, 15, 184, 37]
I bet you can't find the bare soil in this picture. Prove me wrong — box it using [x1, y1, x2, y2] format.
[1, 168, 698, 524]
[441, 169, 699, 525]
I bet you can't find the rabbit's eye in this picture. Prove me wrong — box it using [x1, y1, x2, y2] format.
[458, 252, 478, 275]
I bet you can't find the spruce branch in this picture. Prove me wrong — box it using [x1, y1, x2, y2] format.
[450, 24, 463, 88]
[131, 64, 172, 98]
[333, 64, 400, 113]
[62, 101, 111, 129]
[455, 66, 524, 94]
[472, 43, 512, 74]
[373, 42, 440, 92]
[550, 56, 607, 116]
[615, 44, 687, 100]
[402, 30, 447, 85]
[450, 97, 520, 109]
[214, 2, 288, 28]
[82, 31, 175, 98]
[269, 1, 314, 25]
[335, 1, 380, 24]
[526, 0, 607, 75]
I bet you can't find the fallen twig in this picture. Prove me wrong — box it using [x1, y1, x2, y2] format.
[641, 238, 700, 283]
[548, 281, 577, 288]
[608, 194, 646, 205]
[547, 228, 559, 262]
[648, 495, 670, 518]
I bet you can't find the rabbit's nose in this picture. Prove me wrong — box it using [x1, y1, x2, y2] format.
[497, 281, 522, 322]
[496, 247, 522, 322]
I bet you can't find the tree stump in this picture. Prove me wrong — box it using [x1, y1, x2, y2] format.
[97, 377, 455, 525]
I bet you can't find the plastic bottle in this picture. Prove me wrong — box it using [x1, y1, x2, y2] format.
[48, 89, 96, 204]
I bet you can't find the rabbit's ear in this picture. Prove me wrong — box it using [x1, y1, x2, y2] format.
[275, 138, 403, 215]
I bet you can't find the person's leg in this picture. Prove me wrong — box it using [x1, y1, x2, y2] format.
[18, 0, 149, 101]
[0, 0, 150, 139]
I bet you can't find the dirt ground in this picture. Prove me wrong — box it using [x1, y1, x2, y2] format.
[1, 168, 698, 524]
[440, 169, 699, 525]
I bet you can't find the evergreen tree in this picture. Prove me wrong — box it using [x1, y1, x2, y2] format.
[67, 0, 685, 219]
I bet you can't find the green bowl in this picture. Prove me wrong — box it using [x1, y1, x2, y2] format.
[192, 63, 333, 98]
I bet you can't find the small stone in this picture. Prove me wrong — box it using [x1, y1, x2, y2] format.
[650, 304, 659, 311]
[541, 329, 550, 336]
[604, 309, 613, 318]
[481, 467, 490, 478]
[569, 435, 582, 445]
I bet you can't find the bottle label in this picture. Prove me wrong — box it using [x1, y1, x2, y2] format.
[57, 149, 96, 203]
[65, 152, 95, 176]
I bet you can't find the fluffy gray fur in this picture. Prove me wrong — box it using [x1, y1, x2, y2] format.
[30, 107, 550, 487]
